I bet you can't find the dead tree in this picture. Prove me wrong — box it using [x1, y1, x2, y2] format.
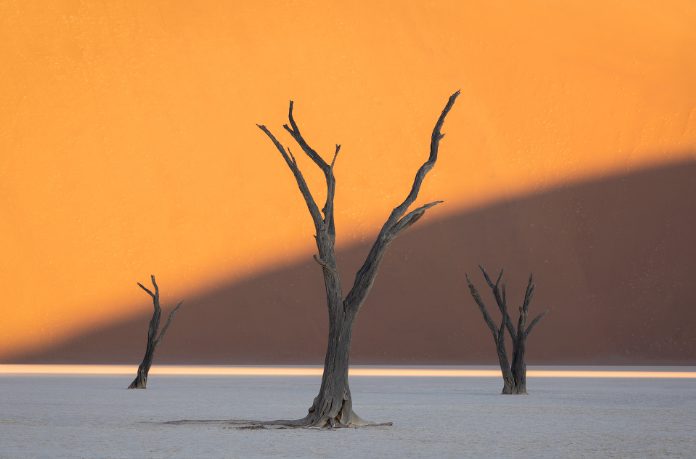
[128, 275, 183, 389]
[466, 265, 548, 394]
[250, 91, 459, 427]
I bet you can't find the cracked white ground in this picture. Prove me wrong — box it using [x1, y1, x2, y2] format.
[1, 368, 695, 458]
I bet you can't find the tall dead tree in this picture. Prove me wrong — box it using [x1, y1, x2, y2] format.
[128, 275, 183, 389]
[466, 265, 548, 394]
[252, 91, 459, 427]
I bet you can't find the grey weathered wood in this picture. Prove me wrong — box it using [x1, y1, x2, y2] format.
[466, 273, 515, 393]
[128, 275, 184, 389]
[466, 266, 548, 394]
[255, 91, 459, 427]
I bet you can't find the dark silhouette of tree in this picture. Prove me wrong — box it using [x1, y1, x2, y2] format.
[195, 91, 458, 428]
[466, 265, 548, 394]
[128, 275, 183, 389]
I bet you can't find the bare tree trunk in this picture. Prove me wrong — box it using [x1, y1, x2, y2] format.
[246, 91, 459, 427]
[466, 266, 547, 395]
[128, 275, 183, 389]
[508, 272, 547, 394]
[302, 311, 359, 426]
[466, 270, 514, 394]
[510, 338, 527, 394]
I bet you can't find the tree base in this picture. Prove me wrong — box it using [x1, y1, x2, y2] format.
[128, 379, 147, 389]
[167, 386, 395, 429]
[128, 373, 147, 389]
[166, 415, 392, 429]
[501, 386, 528, 395]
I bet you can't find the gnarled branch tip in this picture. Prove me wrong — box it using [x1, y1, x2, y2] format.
[331, 144, 340, 169]
[137, 282, 155, 298]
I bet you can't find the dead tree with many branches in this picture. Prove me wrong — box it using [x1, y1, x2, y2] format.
[173, 92, 458, 428]
[466, 265, 548, 394]
[255, 92, 459, 427]
[128, 275, 184, 389]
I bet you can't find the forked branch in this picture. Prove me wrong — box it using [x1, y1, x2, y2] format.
[466, 267, 549, 394]
[258, 101, 341, 235]
[384, 91, 460, 232]
[252, 92, 459, 428]
[155, 300, 184, 348]
[525, 309, 548, 339]
[256, 125, 324, 229]
[344, 91, 460, 313]
[466, 273, 515, 393]
[465, 274, 500, 339]
[479, 265, 517, 339]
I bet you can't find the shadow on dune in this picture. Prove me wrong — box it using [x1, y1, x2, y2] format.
[9, 159, 696, 365]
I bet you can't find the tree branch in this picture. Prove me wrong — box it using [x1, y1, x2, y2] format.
[344, 91, 459, 313]
[501, 281, 507, 314]
[499, 281, 517, 340]
[137, 275, 159, 300]
[522, 272, 536, 315]
[517, 273, 535, 334]
[382, 91, 460, 231]
[480, 265, 503, 290]
[283, 102, 339, 233]
[466, 274, 499, 339]
[525, 310, 548, 340]
[137, 282, 155, 298]
[155, 300, 184, 348]
[389, 201, 443, 237]
[257, 124, 324, 229]
[467, 270, 516, 394]
[330, 145, 340, 170]
[284, 101, 330, 172]
[262, 103, 340, 235]
[479, 266, 517, 339]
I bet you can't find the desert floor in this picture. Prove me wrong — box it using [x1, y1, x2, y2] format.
[1, 366, 695, 458]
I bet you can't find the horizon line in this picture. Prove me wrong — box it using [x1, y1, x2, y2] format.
[1, 365, 695, 378]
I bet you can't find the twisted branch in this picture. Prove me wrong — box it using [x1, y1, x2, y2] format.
[344, 91, 460, 313]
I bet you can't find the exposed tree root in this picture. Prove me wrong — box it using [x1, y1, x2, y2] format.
[166, 399, 391, 429]
[165, 416, 392, 429]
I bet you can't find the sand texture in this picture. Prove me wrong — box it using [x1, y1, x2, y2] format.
[2, 0, 695, 363]
[10, 162, 696, 366]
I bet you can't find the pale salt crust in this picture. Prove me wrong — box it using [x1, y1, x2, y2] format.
[1, 367, 695, 458]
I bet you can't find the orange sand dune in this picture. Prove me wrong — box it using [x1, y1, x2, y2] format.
[1, 0, 695, 360]
[8, 162, 695, 366]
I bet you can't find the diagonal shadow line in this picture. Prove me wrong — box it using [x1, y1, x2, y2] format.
[6, 157, 696, 365]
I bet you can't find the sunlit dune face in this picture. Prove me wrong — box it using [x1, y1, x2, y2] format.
[1, 0, 695, 359]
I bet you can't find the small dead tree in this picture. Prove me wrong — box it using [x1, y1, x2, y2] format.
[128, 275, 183, 389]
[466, 265, 548, 394]
[226, 91, 459, 428]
